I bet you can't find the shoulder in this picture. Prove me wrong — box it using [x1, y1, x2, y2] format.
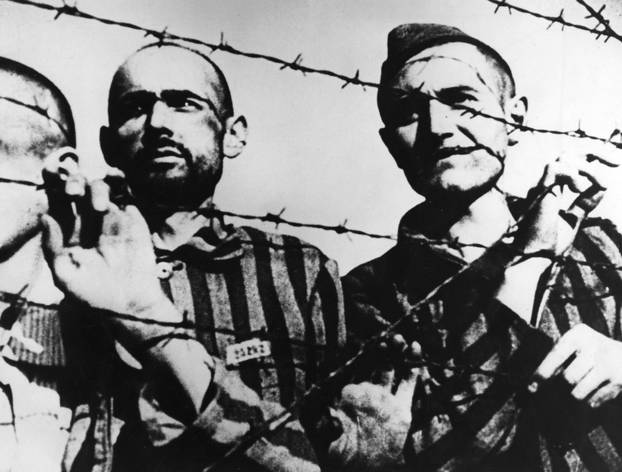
[342, 246, 398, 294]
[235, 225, 339, 282]
[236, 225, 326, 257]
[577, 217, 622, 262]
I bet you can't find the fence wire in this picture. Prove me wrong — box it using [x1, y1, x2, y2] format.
[0, 0, 621, 469]
[486, 0, 622, 43]
[3, 0, 622, 150]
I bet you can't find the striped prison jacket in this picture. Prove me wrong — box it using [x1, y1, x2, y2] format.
[4, 217, 345, 472]
[343, 201, 622, 472]
[106, 219, 347, 471]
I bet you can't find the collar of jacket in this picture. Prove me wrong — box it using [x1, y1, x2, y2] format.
[153, 204, 244, 263]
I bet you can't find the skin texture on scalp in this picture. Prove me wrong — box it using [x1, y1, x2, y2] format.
[107, 42, 233, 126]
[0, 58, 75, 260]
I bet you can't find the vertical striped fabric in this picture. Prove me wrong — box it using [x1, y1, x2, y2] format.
[344, 214, 622, 472]
[4, 301, 67, 392]
[151, 223, 346, 470]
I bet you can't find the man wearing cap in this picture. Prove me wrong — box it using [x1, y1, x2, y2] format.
[341, 23, 622, 471]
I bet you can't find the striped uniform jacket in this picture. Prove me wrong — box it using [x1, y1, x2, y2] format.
[109, 219, 346, 472]
[4, 218, 344, 472]
[343, 202, 622, 472]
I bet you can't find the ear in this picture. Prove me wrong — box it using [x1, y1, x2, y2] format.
[505, 95, 528, 147]
[99, 125, 119, 168]
[223, 115, 248, 159]
[379, 127, 405, 170]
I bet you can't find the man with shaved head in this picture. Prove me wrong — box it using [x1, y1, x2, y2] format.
[339, 23, 622, 471]
[0, 57, 80, 471]
[40, 42, 347, 471]
[103, 43, 236, 211]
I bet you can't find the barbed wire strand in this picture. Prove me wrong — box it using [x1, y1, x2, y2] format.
[0, 0, 617, 465]
[485, 0, 622, 44]
[4, 0, 622, 149]
[575, 0, 622, 42]
[0, 181, 618, 466]
[209, 209, 395, 240]
[0, 95, 70, 139]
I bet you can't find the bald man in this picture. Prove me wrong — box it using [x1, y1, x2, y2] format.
[42, 43, 346, 471]
[0, 56, 76, 472]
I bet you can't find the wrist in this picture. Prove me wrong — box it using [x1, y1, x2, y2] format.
[104, 296, 189, 355]
[128, 291, 177, 321]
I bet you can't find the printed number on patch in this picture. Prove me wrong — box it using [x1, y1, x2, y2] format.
[226, 338, 271, 366]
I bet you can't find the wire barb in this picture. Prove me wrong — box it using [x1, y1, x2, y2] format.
[486, 0, 622, 44]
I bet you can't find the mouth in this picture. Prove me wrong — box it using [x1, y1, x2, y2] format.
[147, 146, 186, 165]
[430, 146, 483, 162]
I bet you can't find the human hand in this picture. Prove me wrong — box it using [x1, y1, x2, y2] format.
[0, 357, 71, 472]
[40, 169, 172, 324]
[308, 335, 421, 472]
[529, 323, 622, 408]
[514, 142, 619, 256]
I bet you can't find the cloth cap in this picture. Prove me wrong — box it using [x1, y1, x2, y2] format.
[379, 23, 514, 88]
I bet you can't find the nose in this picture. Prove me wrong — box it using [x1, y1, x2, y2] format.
[147, 99, 173, 132]
[425, 100, 454, 140]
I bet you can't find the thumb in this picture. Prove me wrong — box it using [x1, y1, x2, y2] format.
[40, 214, 64, 264]
[393, 367, 419, 411]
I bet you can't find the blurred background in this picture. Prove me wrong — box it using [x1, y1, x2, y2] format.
[1, 0, 622, 273]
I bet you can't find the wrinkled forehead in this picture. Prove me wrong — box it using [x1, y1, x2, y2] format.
[109, 46, 225, 108]
[389, 42, 502, 94]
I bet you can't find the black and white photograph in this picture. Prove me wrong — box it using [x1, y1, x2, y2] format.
[2, 0, 622, 470]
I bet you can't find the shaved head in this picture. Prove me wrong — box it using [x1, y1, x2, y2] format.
[101, 42, 243, 209]
[0, 57, 75, 158]
[0, 57, 75, 257]
[107, 42, 233, 125]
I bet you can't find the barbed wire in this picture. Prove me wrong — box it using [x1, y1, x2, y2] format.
[208, 209, 395, 240]
[2, 180, 621, 466]
[5, 0, 622, 150]
[575, 0, 622, 42]
[1, 0, 622, 466]
[485, 0, 622, 44]
[0, 95, 70, 140]
[1, 0, 374, 88]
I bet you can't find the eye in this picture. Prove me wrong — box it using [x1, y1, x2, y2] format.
[166, 93, 203, 111]
[116, 95, 154, 121]
[439, 89, 478, 108]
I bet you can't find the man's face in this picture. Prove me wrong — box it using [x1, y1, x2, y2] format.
[105, 47, 229, 208]
[380, 43, 510, 201]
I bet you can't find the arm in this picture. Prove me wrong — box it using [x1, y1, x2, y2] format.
[341, 248, 553, 471]
[138, 254, 348, 471]
[42, 177, 347, 470]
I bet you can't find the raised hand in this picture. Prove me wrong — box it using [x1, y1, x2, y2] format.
[515, 142, 619, 257]
[530, 323, 622, 409]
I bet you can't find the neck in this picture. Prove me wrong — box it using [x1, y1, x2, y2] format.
[425, 188, 513, 262]
[150, 197, 223, 251]
[450, 188, 512, 258]
[0, 233, 62, 305]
